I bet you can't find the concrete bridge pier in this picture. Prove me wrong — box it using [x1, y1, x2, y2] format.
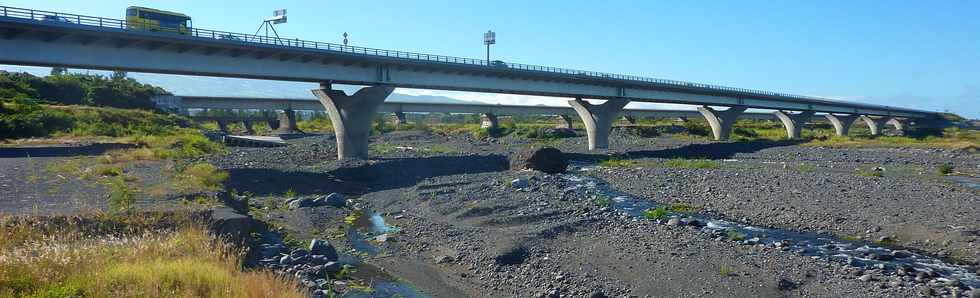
[860, 115, 891, 136]
[887, 118, 909, 134]
[774, 110, 814, 139]
[313, 83, 395, 160]
[825, 114, 861, 136]
[480, 113, 499, 130]
[697, 106, 746, 141]
[274, 109, 304, 135]
[266, 118, 280, 130]
[556, 115, 573, 129]
[243, 119, 256, 135]
[216, 119, 230, 133]
[568, 97, 630, 150]
[393, 112, 407, 125]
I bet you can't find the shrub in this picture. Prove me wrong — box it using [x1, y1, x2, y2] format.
[937, 164, 953, 176]
[643, 207, 669, 220]
[173, 163, 228, 195]
[105, 176, 136, 212]
[683, 121, 712, 136]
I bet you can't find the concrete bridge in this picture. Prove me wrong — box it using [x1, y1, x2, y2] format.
[155, 95, 781, 132]
[0, 5, 945, 159]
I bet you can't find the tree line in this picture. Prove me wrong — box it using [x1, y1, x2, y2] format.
[0, 70, 168, 110]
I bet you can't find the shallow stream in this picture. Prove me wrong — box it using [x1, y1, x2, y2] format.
[563, 163, 979, 289]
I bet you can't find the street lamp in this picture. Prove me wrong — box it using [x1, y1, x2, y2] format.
[483, 30, 495, 65]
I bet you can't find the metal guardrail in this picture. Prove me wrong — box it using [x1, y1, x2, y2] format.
[0, 5, 927, 114]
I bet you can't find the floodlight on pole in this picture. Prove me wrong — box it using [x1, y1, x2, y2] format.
[255, 9, 287, 45]
[483, 30, 495, 65]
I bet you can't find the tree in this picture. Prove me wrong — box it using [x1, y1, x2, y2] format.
[50, 67, 68, 76]
[111, 70, 127, 80]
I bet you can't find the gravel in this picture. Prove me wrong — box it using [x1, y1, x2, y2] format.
[209, 129, 977, 297]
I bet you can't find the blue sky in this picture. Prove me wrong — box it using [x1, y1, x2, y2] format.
[2, 0, 978, 118]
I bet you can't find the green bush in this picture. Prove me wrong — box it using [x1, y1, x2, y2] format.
[0, 99, 75, 138]
[683, 121, 711, 136]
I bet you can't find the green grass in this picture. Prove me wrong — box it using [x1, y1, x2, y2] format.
[599, 156, 636, 168]
[663, 158, 720, 169]
[284, 188, 297, 199]
[937, 164, 953, 176]
[421, 144, 453, 154]
[593, 195, 612, 208]
[642, 207, 669, 220]
[726, 229, 746, 241]
[369, 143, 398, 155]
[854, 168, 884, 178]
[173, 163, 228, 195]
[643, 203, 697, 220]
[0, 211, 305, 298]
[804, 127, 979, 151]
[719, 265, 735, 277]
[666, 203, 697, 213]
[796, 163, 817, 173]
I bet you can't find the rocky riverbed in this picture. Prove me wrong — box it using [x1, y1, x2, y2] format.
[203, 129, 978, 297]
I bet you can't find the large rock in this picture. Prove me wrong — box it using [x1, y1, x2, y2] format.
[288, 198, 315, 209]
[509, 147, 568, 174]
[309, 238, 339, 261]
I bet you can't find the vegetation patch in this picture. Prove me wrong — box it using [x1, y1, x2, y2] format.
[642, 206, 669, 220]
[804, 128, 979, 151]
[173, 163, 229, 195]
[599, 156, 636, 168]
[937, 164, 953, 176]
[0, 211, 304, 298]
[854, 168, 884, 178]
[663, 158, 719, 169]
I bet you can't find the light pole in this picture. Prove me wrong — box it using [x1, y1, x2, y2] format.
[483, 30, 495, 65]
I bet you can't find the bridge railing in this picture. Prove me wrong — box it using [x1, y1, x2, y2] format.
[0, 5, 915, 112]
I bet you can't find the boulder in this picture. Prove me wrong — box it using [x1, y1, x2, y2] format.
[288, 198, 315, 209]
[509, 147, 568, 174]
[323, 193, 346, 208]
[309, 239, 339, 262]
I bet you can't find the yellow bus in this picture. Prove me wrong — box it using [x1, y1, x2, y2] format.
[125, 6, 192, 35]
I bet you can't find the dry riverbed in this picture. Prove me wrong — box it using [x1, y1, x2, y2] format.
[204, 129, 978, 297]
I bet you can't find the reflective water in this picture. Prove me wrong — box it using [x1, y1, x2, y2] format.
[342, 210, 428, 298]
[947, 175, 980, 190]
[562, 165, 979, 289]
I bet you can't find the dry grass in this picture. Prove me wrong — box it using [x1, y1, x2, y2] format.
[0, 211, 304, 298]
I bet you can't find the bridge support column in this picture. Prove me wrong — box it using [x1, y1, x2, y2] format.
[774, 110, 814, 139]
[480, 113, 499, 129]
[266, 118, 280, 130]
[825, 114, 860, 136]
[216, 119, 230, 133]
[243, 119, 256, 135]
[860, 115, 890, 136]
[274, 109, 304, 135]
[697, 106, 746, 141]
[555, 115, 573, 129]
[313, 84, 394, 160]
[887, 118, 910, 135]
[393, 112, 407, 125]
[568, 98, 630, 150]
